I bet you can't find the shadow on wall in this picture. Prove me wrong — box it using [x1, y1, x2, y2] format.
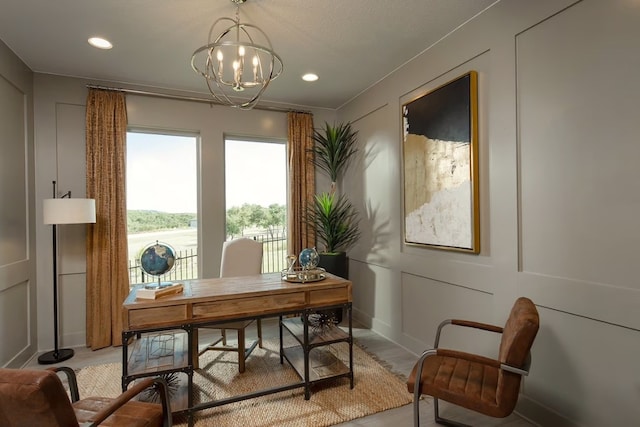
[352, 262, 377, 329]
[361, 200, 390, 265]
[348, 130, 390, 265]
[523, 323, 584, 426]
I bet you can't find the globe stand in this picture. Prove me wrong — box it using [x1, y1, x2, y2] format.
[144, 279, 174, 290]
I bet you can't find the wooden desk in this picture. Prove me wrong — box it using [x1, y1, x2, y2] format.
[121, 272, 353, 424]
[122, 272, 351, 330]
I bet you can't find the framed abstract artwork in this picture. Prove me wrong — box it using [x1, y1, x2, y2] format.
[401, 71, 479, 253]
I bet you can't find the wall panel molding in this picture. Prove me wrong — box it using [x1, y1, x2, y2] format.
[515, 0, 640, 329]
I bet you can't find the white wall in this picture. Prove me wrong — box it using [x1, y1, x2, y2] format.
[338, 0, 640, 425]
[0, 39, 36, 368]
[33, 74, 335, 353]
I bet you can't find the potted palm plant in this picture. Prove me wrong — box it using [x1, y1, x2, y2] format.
[306, 192, 360, 279]
[307, 121, 360, 280]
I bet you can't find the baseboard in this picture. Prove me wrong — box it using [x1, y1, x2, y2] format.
[64, 331, 86, 348]
[516, 394, 581, 427]
[352, 306, 372, 328]
[4, 344, 36, 369]
[352, 307, 393, 338]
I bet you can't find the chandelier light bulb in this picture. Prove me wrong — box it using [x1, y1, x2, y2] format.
[252, 55, 260, 81]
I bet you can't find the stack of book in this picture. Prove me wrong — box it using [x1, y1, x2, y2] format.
[136, 283, 184, 300]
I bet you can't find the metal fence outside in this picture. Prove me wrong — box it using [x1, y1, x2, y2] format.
[128, 232, 288, 285]
[246, 231, 288, 273]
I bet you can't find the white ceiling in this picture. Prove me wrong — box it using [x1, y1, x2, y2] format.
[0, 0, 496, 110]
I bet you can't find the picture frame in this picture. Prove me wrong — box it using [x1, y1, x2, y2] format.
[401, 71, 479, 253]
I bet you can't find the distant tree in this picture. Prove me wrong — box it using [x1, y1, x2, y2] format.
[224, 203, 287, 239]
[226, 206, 248, 238]
[246, 204, 266, 228]
[261, 204, 286, 238]
[225, 216, 242, 238]
[127, 210, 195, 233]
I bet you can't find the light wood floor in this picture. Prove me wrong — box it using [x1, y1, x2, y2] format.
[24, 318, 536, 427]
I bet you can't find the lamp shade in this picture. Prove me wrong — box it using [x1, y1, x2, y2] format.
[43, 198, 96, 225]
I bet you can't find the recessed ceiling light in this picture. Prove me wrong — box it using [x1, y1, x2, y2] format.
[302, 73, 319, 82]
[88, 37, 113, 50]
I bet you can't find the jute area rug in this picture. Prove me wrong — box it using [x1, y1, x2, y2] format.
[76, 337, 412, 426]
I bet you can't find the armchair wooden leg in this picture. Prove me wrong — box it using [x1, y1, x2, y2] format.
[257, 319, 263, 348]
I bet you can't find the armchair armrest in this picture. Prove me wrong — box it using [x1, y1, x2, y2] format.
[432, 319, 531, 374]
[434, 319, 503, 347]
[49, 367, 172, 427]
[86, 377, 172, 427]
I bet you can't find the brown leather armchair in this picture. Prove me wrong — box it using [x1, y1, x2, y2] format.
[407, 297, 539, 427]
[0, 366, 172, 427]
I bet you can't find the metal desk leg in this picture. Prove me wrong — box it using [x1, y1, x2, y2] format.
[279, 315, 284, 364]
[191, 327, 199, 370]
[186, 323, 194, 427]
[348, 303, 354, 388]
[303, 309, 311, 400]
[121, 331, 134, 392]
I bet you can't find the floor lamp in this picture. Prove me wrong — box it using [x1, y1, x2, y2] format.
[38, 180, 96, 365]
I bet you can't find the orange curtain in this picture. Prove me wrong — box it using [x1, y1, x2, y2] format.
[85, 89, 129, 349]
[287, 112, 316, 257]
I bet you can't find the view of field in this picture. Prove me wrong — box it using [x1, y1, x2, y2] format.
[128, 228, 197, 259]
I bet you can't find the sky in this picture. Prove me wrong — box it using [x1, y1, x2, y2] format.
[225, 139, 287, 208]
[126, 132, 286, 213]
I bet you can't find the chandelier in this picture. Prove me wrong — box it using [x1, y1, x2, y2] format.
[191, 0, 283, 110]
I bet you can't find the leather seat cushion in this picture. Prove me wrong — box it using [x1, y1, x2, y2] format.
[73, 397, 164, 427]
[407, 353, 518, 418]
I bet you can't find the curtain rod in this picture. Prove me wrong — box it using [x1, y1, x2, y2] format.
[85, 84, 310, 114]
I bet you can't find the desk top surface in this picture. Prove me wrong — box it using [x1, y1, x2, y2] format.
[123, 272, 352, 310]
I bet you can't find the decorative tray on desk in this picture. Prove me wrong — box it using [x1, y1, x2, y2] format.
[281, 267, 326, 283]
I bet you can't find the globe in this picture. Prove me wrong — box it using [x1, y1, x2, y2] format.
[298, 247, 319, 269]
[140, 241, 176, 278]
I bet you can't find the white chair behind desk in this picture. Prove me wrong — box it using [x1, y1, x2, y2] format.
[220, 237, 263, 277]
[198, 237, 263, 373]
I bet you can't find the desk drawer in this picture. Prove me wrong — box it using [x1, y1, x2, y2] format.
[192, 292, 306, 320]
[309, 287, 349, 306]
[128, 305, 187, 329]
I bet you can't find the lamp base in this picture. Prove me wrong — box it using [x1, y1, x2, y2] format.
[37, 348, 74, 365]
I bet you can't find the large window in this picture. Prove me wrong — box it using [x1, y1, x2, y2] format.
[225, 138, 287, 272]
[126, 131, 198, 285]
